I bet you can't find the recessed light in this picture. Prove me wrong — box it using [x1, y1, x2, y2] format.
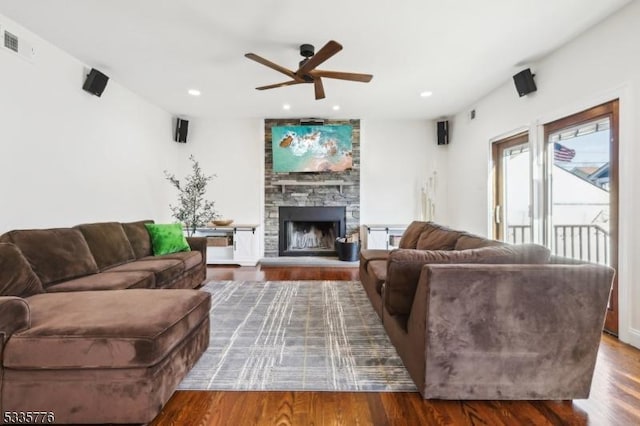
[283, 104, 291, 110]
[188, 89, 201, 96]
[332, 105, 340, 111]
[420, 91, 433, 98]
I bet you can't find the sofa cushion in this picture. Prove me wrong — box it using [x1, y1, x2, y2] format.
[45, 271, 155, 292]
[454, 233, 505, 250]
[75, 222, 136, 270]
[367, 260, 388, 294]
[122, 220, 154, 259]
[0, 243, 44, 297]
[2, 228, 99, 287]
[105, 259, 184, 287]
[4, 289, 211, 369]
[398, 221, 430, 249]
[416, 223, 462, 250]
[142, 251, 203, 271]
[385, 244, 551, 315]
[145, 223, 191, 256]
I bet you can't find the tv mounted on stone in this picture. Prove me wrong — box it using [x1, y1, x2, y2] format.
[271, 124, 353, 173]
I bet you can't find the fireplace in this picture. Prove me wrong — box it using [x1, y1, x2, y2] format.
[279, 206, 346, 256]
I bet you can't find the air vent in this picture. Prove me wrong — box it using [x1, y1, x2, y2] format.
[0, 25, 35, 62]
[4, 30, 18, 52]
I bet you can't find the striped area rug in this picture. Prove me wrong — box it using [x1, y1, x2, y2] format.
[178, 280, 417, 392]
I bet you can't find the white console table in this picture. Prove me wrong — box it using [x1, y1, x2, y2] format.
[192, 224, 260, 266]
[361, 224, 408, 250]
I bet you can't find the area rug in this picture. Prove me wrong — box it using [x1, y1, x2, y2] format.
[178, 280, 417, 392]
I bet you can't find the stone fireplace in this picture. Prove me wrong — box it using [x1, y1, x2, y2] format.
[264, 119, 360, 257]
[279, 206, 346, 256]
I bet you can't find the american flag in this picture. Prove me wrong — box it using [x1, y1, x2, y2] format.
[554, 142, 576, 162]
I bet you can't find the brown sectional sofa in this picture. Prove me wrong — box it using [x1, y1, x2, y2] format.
[0, 220, 210, 424]
[360, 221, 615, 400]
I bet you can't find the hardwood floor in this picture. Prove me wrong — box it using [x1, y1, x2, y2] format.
[149, 266, 640, 425]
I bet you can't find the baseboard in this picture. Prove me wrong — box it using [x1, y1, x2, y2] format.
[624, 327, 640, 349]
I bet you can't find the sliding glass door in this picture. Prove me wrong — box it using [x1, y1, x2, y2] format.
[492, 100, 619, 334]
[492, 133, 531, 243]
[543, 100, 619, 334]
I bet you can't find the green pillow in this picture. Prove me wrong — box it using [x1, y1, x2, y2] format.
[144, 223, 191, 256]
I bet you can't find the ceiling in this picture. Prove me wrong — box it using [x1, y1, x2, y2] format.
[0, 0, 631, 120]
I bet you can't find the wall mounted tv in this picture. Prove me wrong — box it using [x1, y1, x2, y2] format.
[272, 124, 353, 172]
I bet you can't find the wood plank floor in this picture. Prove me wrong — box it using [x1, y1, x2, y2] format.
[149, 265, 640, 426]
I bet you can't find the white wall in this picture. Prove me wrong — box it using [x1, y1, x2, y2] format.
[360, 119, 447, 225]
[0, 14, 185, 233]
[444, 1, 640, 347]
[168, 118, 264, 249]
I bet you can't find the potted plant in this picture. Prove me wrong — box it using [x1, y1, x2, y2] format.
[165, 155, 219, 236]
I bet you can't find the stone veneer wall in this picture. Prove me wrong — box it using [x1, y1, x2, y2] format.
[264, 119, 360, 257]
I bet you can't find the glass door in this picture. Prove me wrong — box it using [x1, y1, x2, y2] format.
[543, 100, 619, 334]
[492, 133, 532, 243]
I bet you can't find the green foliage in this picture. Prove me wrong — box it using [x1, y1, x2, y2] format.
[164, 155, 219, 236]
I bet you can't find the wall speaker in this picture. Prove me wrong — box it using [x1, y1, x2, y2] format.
[437, 120, 449, 145]
[82, 68, 109, 97]
[513, 68, 537, 97]
[174, 118, 189, 143]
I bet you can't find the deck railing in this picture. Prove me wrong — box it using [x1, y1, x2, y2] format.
[507, 224, 609, 265]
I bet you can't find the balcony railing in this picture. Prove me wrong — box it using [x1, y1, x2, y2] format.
[507, 224, 609, 265]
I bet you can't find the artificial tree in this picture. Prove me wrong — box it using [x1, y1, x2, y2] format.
[165, 155, 219, 236]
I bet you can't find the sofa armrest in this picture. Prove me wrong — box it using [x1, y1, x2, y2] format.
[0, 296, 30, 344]
[408, 263, 614, 399]
[186, 237, 207, 265]
[359, 249, 391, 269]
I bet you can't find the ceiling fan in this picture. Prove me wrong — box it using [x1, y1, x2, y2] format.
[245, 40, 373, 100]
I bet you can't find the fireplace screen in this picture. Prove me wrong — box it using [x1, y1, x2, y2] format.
[286, 221, 337, 252]
[278, 206, 346, 256]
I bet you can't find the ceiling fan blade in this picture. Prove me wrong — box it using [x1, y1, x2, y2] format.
[314, 78, 325, 100]
[245, 53, 297, 79]
[297, 40, 343, 75]
[255, 80, 305, 90]
[311, 70, 373, 82]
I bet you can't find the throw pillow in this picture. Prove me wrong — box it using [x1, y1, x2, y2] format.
[144, 223, 191, 256]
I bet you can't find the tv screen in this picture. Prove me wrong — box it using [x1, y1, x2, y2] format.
[272, 125, 353, 172]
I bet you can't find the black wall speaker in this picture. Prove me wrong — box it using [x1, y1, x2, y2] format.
[437, 120, 449, 145]
[174, 118, 189, 143]
[513, 68, 537, 97]
[82, 68, 109, 97]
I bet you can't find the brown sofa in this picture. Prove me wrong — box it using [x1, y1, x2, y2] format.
[0, 220, 211, 424]
[360, 221, 615, 400]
